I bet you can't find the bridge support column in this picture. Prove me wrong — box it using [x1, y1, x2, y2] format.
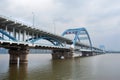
[81, 51, 93, 57]
[19, 48, 29, 64]
[9, 47, 29, 64]
[52, 50, 73, 59]
[92, 52, 97, 56]
[9, 49, 18, 64]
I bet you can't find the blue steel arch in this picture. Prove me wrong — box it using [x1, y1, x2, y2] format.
[62, 28, 92, 49]
[26, 36, 64, 46]
[0, 36, 4, 40]
[0, 29, 17, 41]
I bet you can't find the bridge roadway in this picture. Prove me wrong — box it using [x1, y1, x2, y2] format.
[0, 15, 104, 64]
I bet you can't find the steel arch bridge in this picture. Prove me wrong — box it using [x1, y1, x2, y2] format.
[0, 27, 92, 49]
[0, 15, 105, 65]
[62, 28, 92, 50]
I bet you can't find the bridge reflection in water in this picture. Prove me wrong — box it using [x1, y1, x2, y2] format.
[9, 64, 28, 80]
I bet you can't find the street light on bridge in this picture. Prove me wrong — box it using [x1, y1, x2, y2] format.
[32, 12, 35, 28]
[53, 19, 56, 34]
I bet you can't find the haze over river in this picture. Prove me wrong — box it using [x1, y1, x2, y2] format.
[0, 54, 120, 80]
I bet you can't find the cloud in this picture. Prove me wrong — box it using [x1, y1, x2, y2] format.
[0, 0, 120, 50]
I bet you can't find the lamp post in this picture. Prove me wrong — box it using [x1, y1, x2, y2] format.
[53, 20, 56, 34]
[32, 12, 35, 28]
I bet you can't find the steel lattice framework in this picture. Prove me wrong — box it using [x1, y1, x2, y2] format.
[62, 28, 92, 50]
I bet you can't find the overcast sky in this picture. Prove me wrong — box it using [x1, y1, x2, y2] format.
[0, 0, 120, 51]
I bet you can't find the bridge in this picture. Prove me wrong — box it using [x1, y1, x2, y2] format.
[0, 15, 104, 64]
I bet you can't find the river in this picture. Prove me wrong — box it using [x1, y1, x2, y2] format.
[0, 54, 120, 80]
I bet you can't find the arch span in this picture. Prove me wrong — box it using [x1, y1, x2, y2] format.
[0, 29, 17, 41]
[62, 28, 92, 49]
[26, 36, 64, 46]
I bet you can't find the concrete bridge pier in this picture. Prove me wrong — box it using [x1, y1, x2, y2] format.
[81, 51, 93, 57]
[19, 48, 29, 64]
[92, 52, 97, 56]
[9, 47, 29, 64]
[9, 49, 19, 64]
[52, 50, 73, 59]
